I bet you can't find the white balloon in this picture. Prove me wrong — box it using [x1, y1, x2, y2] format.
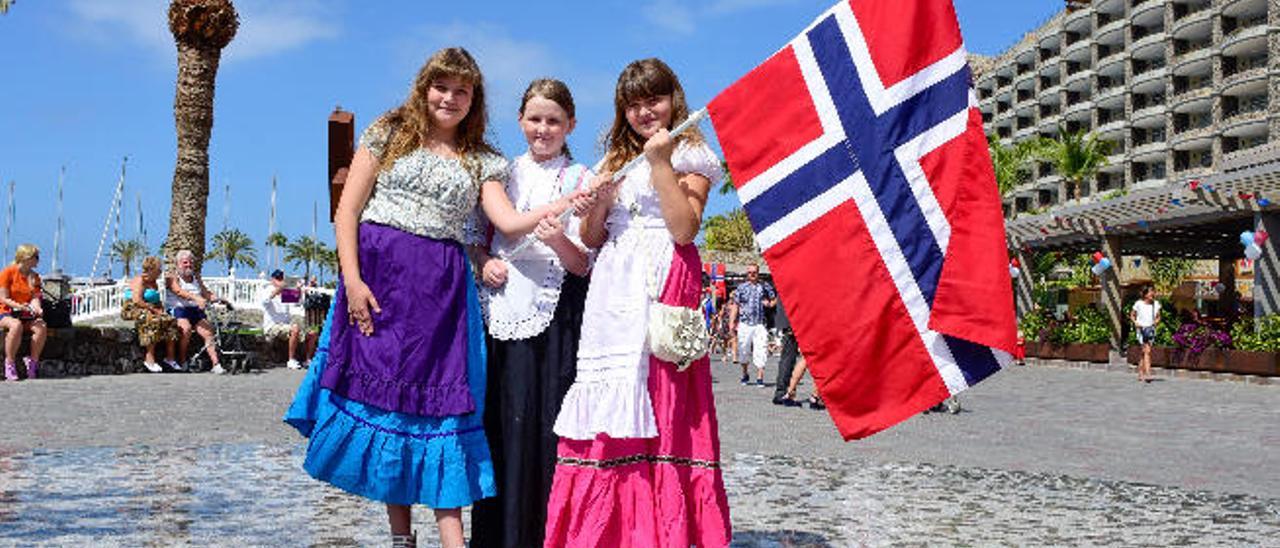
[1246, 243, 1263, 260]
[1009, 266, 1021, 279]
[1091, 263, 1106, 276]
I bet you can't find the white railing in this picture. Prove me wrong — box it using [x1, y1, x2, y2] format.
[70, 276, 335, 325]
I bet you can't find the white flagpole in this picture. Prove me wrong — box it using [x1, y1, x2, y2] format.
[53, 167, 65, 274]
[269, 175, 277, 270]
[504, 108, 707, 257]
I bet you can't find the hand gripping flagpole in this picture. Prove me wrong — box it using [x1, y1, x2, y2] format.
[503, 108, 708, 257]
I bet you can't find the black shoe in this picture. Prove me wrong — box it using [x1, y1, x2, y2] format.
[740, 374, 750, 385]
[781, 398, 802, 407]
[808, 396, 825, 410]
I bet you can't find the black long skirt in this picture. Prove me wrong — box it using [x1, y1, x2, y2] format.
[471, 273, 588, 548]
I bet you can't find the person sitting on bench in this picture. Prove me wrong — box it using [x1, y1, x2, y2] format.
[260, 269, 304, 369]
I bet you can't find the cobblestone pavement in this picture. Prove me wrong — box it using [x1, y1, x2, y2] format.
[1, 357, 1278, 546]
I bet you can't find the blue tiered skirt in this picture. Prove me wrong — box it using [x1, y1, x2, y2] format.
[284, 267, 495, 508]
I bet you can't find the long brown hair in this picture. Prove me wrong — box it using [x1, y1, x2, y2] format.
[375, 47, 498, 177]
[601, 58, 704, 173]
[520, 78, 576, 159]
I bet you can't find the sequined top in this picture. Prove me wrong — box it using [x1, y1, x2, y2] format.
[357, 119, 508, 245]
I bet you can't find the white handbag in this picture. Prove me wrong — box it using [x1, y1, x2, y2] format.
[647, 303, 709, 371]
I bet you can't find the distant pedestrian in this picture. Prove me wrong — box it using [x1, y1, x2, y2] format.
[121, 256, 179, 374]
[731, 264, 776, 387]
[1130, 285, 1161, 383]
[772, 299, 803, 406]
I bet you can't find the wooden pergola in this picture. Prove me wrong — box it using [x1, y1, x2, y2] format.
[1006, 146, 1280, 351]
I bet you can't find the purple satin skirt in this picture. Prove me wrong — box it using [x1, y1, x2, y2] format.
[320, 222, 475, 417]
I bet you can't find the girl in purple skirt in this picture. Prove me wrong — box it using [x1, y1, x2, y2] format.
[284, 47, 503, 548]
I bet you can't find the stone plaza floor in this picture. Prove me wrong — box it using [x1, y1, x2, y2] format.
[1, 356, 1277, 546]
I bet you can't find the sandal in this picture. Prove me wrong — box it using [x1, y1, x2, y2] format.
[808, 395, 825, 410]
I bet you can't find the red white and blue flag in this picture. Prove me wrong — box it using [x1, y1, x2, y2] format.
[708, 0, 1017, 439]
[704, 262, 728, 299]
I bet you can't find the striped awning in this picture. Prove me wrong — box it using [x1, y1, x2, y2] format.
[1006, 152, 1280, 256]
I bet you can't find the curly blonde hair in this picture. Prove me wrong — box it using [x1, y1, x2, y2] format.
[374, 47, 498, 179]
[601, 58, 704, 173]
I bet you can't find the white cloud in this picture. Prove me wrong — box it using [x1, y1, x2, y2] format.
[65, 0, 338, 63]
[705, 0, 799, 15]
[642, 1, 697, 36]
[400, 22, 613, 118]
[224, 2, 340, 62]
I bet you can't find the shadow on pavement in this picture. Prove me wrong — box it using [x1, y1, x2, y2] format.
[731, 529, 834, 547]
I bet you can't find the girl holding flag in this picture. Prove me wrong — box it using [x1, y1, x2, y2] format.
[546, 58, 732, 547]
[469, 78, 592, 548]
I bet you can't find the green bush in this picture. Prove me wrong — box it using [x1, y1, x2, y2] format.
[1230, 316, 1280, 352]
[1063, 306, 1112, 344]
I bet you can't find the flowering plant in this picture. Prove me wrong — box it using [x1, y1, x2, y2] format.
[1171, 322, 1231, 357]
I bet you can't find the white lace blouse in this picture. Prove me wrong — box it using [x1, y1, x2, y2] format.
[481, 153, 591, 341]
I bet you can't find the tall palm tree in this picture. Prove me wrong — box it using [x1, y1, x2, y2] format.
[1034, 124, 1111, 201]
[989, 135, 1036, 198]
[315, 244, 338, 284]
[265, 231, 288, 270]
[209, 228, 257, 275]
[284, 235, 325, 281]
[163, 0, 238, 269]
[717, 160, 736, 195]
[109, 238, 148, 278]
[0, 1, 14, 15]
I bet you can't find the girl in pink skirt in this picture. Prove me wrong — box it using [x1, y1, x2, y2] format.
[546, 58, 731, 548]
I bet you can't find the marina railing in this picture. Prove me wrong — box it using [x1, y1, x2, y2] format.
[70, 276, 335, 325]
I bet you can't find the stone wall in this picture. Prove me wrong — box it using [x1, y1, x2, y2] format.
[7, 326, 299, 379]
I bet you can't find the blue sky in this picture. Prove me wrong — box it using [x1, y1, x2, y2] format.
[0, 0, 1061, 278]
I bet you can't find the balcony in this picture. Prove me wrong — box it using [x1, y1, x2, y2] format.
[1222, 108, 1269, 132]
[1223, 18, 1269, 53]
[1222, 66, 1270, 93]
[1131, 103, 1169, 123]
[1096, 117, 1128, 135]
[1065, 5, 1093, 27]
[1094, 83, 1127, 103]
[1130, 0, 1165, 20]
[1064, 68, 1095, 87]
[1172, 84, 1214, 107]
[1062, 36, 1092, 59]
[1132, 136, 1169, 155]
[1172, 4, 1215, 35]
[1171, 124, 1216, 146]
[1173, 42, 1213, 65]
[1131, 29, 1167, 52]
[1131, 66, 1168, 87]
[1095, 15, 1127, 39]
[1064, 100, 1095, 119]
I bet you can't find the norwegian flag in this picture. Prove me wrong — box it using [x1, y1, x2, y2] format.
[707, 0, 1017, 439]
[703, 262, 728, 299]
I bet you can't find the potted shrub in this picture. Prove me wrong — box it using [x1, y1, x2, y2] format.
[1062, 306, 1111, 362]
[1228, 317, 1280, 376]
[1171, 322, 1231, 371]
[1039, 316, 1069, 359]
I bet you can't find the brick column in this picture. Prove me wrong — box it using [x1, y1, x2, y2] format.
[1099, 235, 1126, 351]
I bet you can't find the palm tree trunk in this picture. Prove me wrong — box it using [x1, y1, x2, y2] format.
[166, 44, 222, 270]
